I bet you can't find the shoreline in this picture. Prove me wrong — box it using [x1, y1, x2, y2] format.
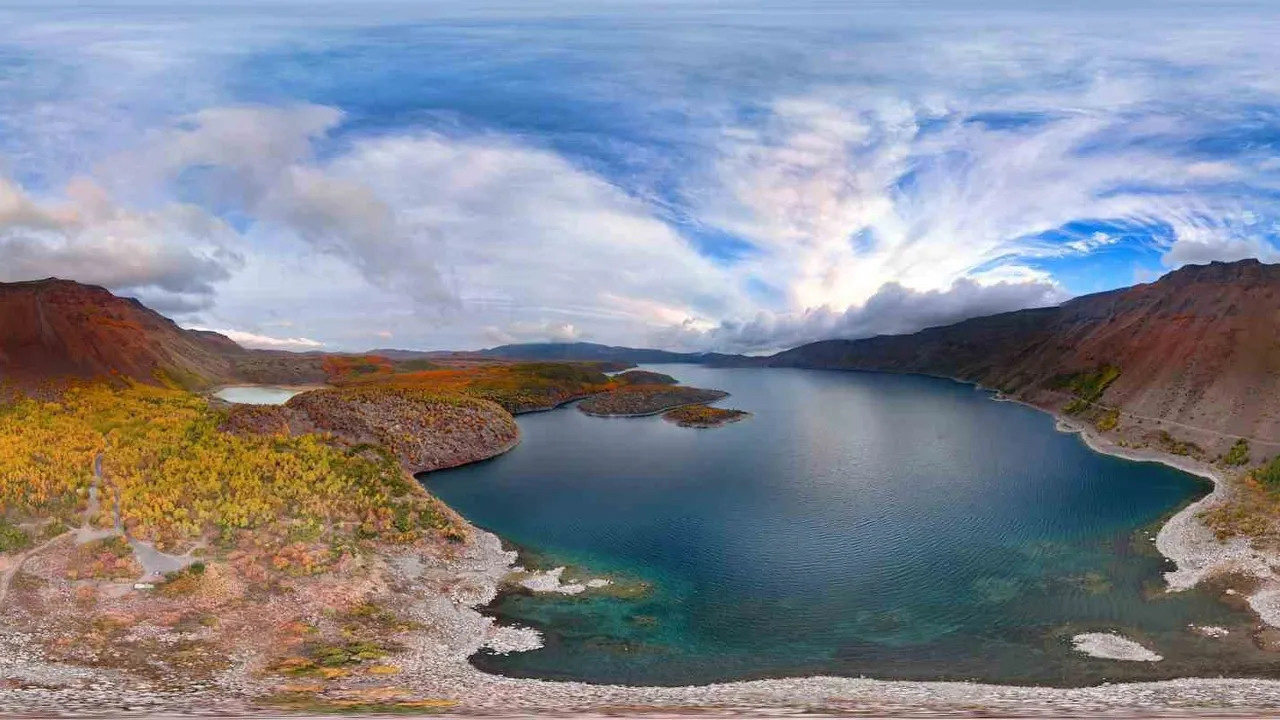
[12, 372, 1280, 714]
[339, 521, 1280, 716]
[208, 382, 331, 394]
[994, 389, 1280, 612]
[415, 374, 1280, 712]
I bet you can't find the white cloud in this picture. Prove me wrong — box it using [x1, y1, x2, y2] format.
[191, 327, 324, 351]
[699, 93, 1274, 326]
[0, 176, 240, 303]
[311, 131, 750, 329]
[1064, 232, 1118, 254]
[658, 277, 1066, 354]
[5, 5, 1280, 353]
[1163, 216, 1280, 267]
[484, 321, 583, 346]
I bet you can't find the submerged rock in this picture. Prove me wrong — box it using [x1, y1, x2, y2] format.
[1072, 632, 1163, 661]
[1189, 624, 1230, 638]
[517, 566, 586, 595]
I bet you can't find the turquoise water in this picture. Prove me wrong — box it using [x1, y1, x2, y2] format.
[213, 386, 309, 405]
[424, 366, 1276, 686]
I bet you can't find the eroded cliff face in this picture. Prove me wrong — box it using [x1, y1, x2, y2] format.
[222, 387, 520, 474]
[771, 260, 1280, 450]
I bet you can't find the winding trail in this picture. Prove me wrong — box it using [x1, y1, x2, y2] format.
[0, 452, 108, 608]
[0, 531, 70, 609]
[1041, 388, 1280, 447]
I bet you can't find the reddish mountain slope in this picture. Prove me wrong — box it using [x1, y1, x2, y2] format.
[770, 260, 1280, 448]
[0, 278, 242, 388]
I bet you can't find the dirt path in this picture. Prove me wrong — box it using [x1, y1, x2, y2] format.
[0, 453, 107, 608]
[0, 530, 71, 609]
[1040, 389, 1280, 447]
[90, 448, 198, 580]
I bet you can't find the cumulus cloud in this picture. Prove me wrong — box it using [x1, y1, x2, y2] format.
[0, 176, 240, 304]
[659, 277, 1066, 354]
[80, 105, 747, 348]
[191, 327, 324, 351]
[312, 131, 750, 327]
[97, 104, 459, 304]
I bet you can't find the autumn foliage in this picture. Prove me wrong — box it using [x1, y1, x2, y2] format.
[0, 383, 458, 549]
[343, 362, 616, 413]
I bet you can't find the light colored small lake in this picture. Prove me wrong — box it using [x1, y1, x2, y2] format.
[213, 386, 310, 405]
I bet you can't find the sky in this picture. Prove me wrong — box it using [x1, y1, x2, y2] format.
[1, 1, 1280, 353]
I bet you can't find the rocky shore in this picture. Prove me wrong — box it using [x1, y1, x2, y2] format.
[11, 380, 1280, 715]
[1051, 412, 1280, 631]
[14, 521, 1280, 717]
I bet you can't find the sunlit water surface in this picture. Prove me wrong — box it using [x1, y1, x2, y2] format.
[425, 366, 1274, 686]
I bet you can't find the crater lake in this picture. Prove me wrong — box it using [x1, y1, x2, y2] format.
[424, 366, 1273, 687]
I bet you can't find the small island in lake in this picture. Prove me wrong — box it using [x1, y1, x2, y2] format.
[613, 369, 679, 386]
[662, 404, 750, 428]
[578, 385, 729, 417]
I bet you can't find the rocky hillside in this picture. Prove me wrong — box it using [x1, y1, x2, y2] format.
[0, 278, 242, 388]
[221, 387, 520, 474]
[769, 260, 1280, 450]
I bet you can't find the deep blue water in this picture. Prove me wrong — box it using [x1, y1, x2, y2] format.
[424, 366, 1275, 686]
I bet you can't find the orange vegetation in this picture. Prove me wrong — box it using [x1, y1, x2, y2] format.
[662, 404, 750, 428]
[323, 355, 395, 382]
[343, 362, 617, 413]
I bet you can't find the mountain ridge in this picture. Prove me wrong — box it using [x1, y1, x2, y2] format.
[8, 258, 1280, 454]
[768, 259, 1280, 451]
[0, 277, 242, 389]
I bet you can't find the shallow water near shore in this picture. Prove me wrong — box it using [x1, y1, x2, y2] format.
[213, 385, 309, 405]
[425, 366, 1277, 687]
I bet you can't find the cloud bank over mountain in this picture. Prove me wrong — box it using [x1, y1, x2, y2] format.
[1, 1, 1278, 352]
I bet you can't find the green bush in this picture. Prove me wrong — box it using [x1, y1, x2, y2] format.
[1257, 456, 1280, 492]
[0, 520, 31, 553]
[1072, 365, 1121, 402]
[1063, 398, 1089, 415]
[1224, 438, 1250, 466]
[1095, 408, 1119, 432]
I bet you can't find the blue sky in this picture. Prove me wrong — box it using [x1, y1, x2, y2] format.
[1, 1, 1279, 352]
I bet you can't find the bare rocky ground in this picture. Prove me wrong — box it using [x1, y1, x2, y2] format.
[10, 519, 1280, 717]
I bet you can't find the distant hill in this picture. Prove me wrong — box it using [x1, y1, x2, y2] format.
[479, 341, 742, 365]
[0, 278, 242, 389]
[19, 259, 1280, 451]
[768, 259, 1280, 448]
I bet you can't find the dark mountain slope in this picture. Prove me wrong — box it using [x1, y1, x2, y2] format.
[0, 278, 242, 388]
[770, 260, 1280, 447]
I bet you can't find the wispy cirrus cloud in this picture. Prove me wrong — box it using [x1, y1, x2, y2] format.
[1, 2, 1280, 352]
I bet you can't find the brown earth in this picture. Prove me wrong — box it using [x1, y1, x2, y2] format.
[0, 278, 563, 391]
[0, 278, 241, 389]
